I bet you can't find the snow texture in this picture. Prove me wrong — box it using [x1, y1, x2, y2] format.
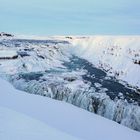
[70, 36, 140, 88]
[0, 107, 80, 140]
[0, 78, 140, 140]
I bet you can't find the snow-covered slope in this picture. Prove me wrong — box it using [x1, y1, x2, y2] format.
[0, 78, 140, 140]
[70, 36, 140, 88]
[0, 107, 80, 140]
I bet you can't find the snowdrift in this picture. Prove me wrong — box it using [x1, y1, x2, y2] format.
[0, 78, 140, 140]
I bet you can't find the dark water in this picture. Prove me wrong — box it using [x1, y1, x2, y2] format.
[63, 56, 140, 105]
[19, 72, 44, 81]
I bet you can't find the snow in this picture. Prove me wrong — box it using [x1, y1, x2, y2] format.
[0, 107, 80, 140]
[70, 36, 140, 88]
[0, 39, 71, 74]
[0, 78, 140, 140]
[0, 50, 17, 59]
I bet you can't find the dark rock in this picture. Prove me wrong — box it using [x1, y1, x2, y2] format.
[66, 36, 73, 39]
[64, 77, 77, 82]
[0, 32, 14, 37]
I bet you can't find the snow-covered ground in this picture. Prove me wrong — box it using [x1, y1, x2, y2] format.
[0, 38, 71, 74]
[0, 35, 140, 135]
[0, 107, 80, 140]
[0, 78, 140, 140]
[69, 36, 140, 88]
[0, 50, 17, 59]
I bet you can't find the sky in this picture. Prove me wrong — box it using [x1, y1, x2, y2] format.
[0, 0, 140, 35]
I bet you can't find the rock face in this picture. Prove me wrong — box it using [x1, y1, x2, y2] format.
[0, 32, 14, 37]
[0, 36, 140, 131]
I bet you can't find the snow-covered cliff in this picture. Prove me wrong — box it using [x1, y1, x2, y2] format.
[70, 36, 140, 88]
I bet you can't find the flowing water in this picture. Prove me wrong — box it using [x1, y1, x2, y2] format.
[64, 55, 140, 105]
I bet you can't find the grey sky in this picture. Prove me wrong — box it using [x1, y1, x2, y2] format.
[0, 0, 140, 35]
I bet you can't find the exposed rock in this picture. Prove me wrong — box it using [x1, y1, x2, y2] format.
[64, 77, 77, 82]
[0, 32, 14, 37]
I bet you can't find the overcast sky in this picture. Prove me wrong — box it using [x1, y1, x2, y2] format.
[0, 0, 140, 35]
